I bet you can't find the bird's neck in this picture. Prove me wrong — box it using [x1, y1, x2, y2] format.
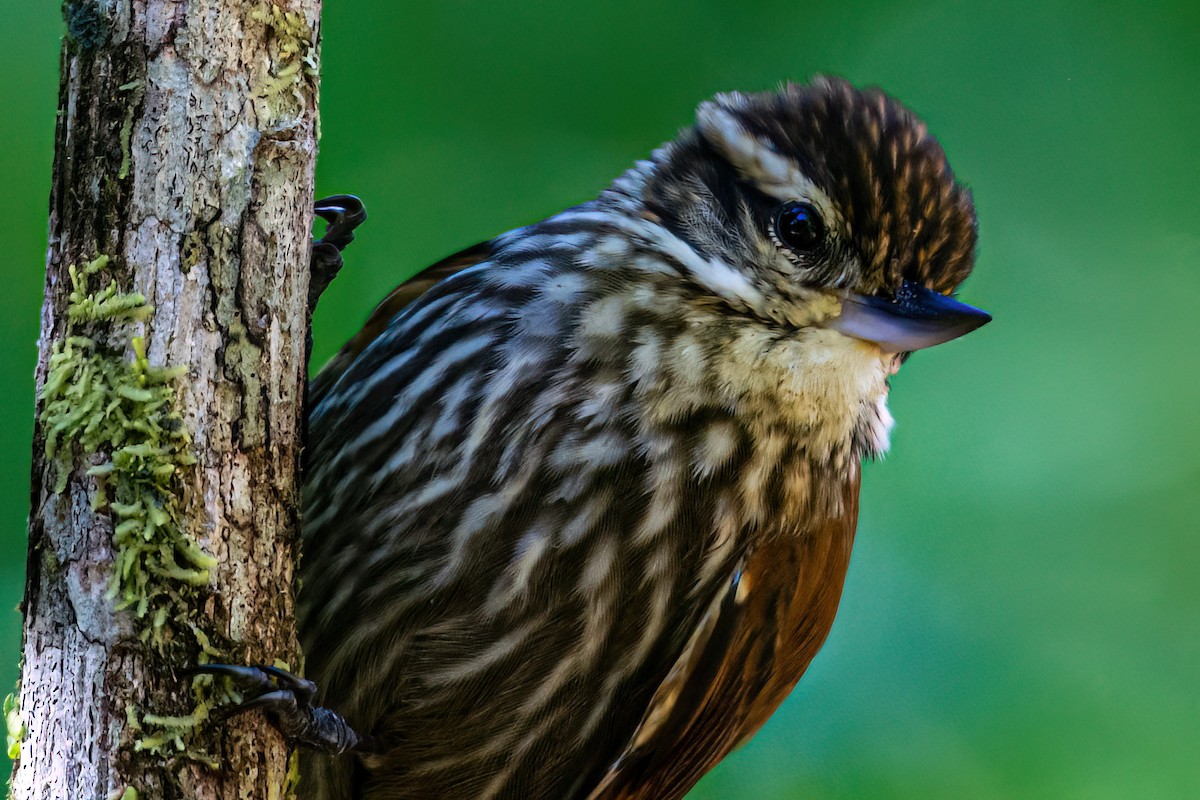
[632, 297, 891, 527]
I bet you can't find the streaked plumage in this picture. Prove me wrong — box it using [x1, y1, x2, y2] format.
[296, 77, 983, 799]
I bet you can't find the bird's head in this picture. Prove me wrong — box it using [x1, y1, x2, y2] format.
[642, 77, 990, 355]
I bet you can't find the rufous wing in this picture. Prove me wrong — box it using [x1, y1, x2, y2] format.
[587, 470, 861, 800]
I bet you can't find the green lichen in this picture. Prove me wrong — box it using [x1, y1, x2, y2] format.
[39, 255, 224, 765]
[249, 1, 319, 128]
[4, 694, 24, 761]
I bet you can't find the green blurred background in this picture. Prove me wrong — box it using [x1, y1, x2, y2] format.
[3, 1, 1198, 797]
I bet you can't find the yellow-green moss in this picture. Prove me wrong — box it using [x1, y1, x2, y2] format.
[125, 662, 230, 770]
[39, 255, 224, 764]
[250, 2, 319, 128]
[40, 255, 213, 631]
[130, 697, 220, 770]
[4, 694, 24, 761]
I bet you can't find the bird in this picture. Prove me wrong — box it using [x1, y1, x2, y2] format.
[206, 76, 990, 799]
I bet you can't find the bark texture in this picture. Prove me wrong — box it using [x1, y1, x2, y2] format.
[16, 1, 322, 797]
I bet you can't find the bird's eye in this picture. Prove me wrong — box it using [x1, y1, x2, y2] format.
[775, 202, 826, 251]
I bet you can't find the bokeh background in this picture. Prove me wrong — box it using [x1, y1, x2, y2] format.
[3, 1, 1198, 797]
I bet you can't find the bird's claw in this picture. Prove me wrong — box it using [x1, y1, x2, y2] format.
[190, 663, 317, 704]
[314, 195, 367, 252]
[191, 663, 366, 756]
[310, 194, 367, 312]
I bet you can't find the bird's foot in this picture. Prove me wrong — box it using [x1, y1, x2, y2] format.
[310, 194, 367, 312]
[192, 664, 368, 756]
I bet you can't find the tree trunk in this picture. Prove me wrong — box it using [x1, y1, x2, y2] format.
[14, 1, 322, 797]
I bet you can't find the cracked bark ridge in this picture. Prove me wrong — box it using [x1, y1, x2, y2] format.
[17, 1, 323, 798]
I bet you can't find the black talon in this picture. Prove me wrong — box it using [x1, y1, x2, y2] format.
[310, 194, 367, 312]
[237, 689, 296, 714]
[260, 665, 318, 704]
[189, 663, 367, 755]
[314, 195, 367, 251]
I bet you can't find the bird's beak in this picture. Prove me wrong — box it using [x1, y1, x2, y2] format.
[826, 280, 992, 353]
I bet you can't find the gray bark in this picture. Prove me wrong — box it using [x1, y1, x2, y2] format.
[16, 1, 322, 797]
